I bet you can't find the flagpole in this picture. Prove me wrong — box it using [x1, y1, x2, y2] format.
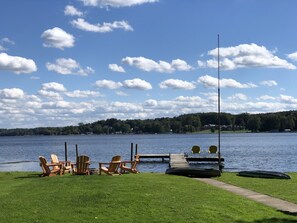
[217, 34, 222, 171]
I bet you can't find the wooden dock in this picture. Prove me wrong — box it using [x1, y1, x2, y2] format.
[137, 152, 224, 176]
[137, 153, 224, 166]
[187, 157, 225, 162]
[137, 154, 170, 162]
[169, 154, 189, 168]
[138, 153, 225, 162]
[166, 154, 222, 177]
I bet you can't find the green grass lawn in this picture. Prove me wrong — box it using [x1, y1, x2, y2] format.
[0, 172, 297, 223]
[219, 172, 297, 204]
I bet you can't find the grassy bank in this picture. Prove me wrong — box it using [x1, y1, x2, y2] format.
[219, 172, 297, 204]
[0, 172, 296, 223]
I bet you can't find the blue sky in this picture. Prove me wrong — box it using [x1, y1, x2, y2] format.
[1, 0, 297, 128]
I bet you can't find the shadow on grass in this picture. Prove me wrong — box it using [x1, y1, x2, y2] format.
[237, 218, 297, 223]
[15, 173, 41, 179]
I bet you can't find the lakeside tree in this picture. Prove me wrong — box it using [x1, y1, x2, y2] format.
[246, 116, 261, 132]
[1, 110, 297, 136]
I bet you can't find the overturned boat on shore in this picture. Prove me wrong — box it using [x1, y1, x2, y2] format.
[237, 170, 290, 179]
[166, 167, 221, 178]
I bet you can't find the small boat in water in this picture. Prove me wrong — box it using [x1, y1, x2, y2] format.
[237, 170, 290, 179]
[166, 167, 221, 178]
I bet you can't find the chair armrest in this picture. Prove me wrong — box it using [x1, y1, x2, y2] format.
[47, 162, 61, 166]
[59, 161, 71, 165]
[47, 163, 62, 167]
[121, 161, 133, 165]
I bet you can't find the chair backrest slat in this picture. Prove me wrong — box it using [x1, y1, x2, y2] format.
[76, 155, 90, 174]
[108, 155, 121, 172]
[39, 156, 51, 176]
[50, 154, 61, 170]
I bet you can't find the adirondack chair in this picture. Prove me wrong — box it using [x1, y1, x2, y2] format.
[192, 145, 200, 154]
[39, 156, 63, 177]
[208, 145, 218, 154]
[51, 154, 71, 173]
[71, 155, 90, 175]
[99, 155, 121, 176]
[120, 154, 140, 174]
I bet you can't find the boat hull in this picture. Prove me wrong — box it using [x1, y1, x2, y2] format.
[165, 167, 221, 178]
[237, 170, 290, 179]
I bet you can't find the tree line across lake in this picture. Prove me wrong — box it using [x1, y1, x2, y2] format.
[1, 110, 297, 136]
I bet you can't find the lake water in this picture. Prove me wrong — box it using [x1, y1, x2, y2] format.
[0, 133, 296, 173]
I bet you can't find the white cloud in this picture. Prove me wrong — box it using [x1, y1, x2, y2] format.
[2, 37, 15, 45]
[3, 90, 297, 128]
[159, 79, 196, 90]
[41, 82, 67, 92]
[122, 56, 192, 73]
[71, 18, 133, 32]
[144, 99, 158, 107]
[55, 101, 72, 109]
[0, 53, 37, 74]
[198, 75, 257, 89]
[46, 58, 94, 76]
[0, 37, 15, 51]
[122, 78, 152, 90]
[287, 52, 297, 61]
[109, 64, 125, 72]
[257, 95, 276, 101]
[175, 96, 204, 102]
[41, 27, 75, 50]
[109, 101, 143, 112]
[95, 79, 151, 90]
[201, 92, 218, 102]
[260, 80, 278, 87]
[0, 88, 24, 99]
[38, 90, 62, 99]
[30, 76, 40, 80]
[65, 90, 102, 98]
[64, 5, 84, 16]
[25, 101, 42, 109]
[198, 43, 296, 70]
[115, 91, 129, 96]
[228, 93, 248, 101]
[95, 80, 122, 89]
[80, 0, 158, 7]
[279, 94, 297, 104]
[171, 59, 192, 71]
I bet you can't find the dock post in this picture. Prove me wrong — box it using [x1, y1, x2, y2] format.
[75, 144, 78, 161]
[64, 142, 68, 162]
[130, 143, 134, 161]
[135, 144, 138, 155]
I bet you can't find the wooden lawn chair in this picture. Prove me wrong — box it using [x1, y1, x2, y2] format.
[39, 156, 63, 177]
[51, 154, 71, 173]
[192, 145, 200, 154]
[99, 155, 121, 176]
[208, 145, 218, 154]
[120, 154, 140, 174]
[71, 155, 90, 175]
